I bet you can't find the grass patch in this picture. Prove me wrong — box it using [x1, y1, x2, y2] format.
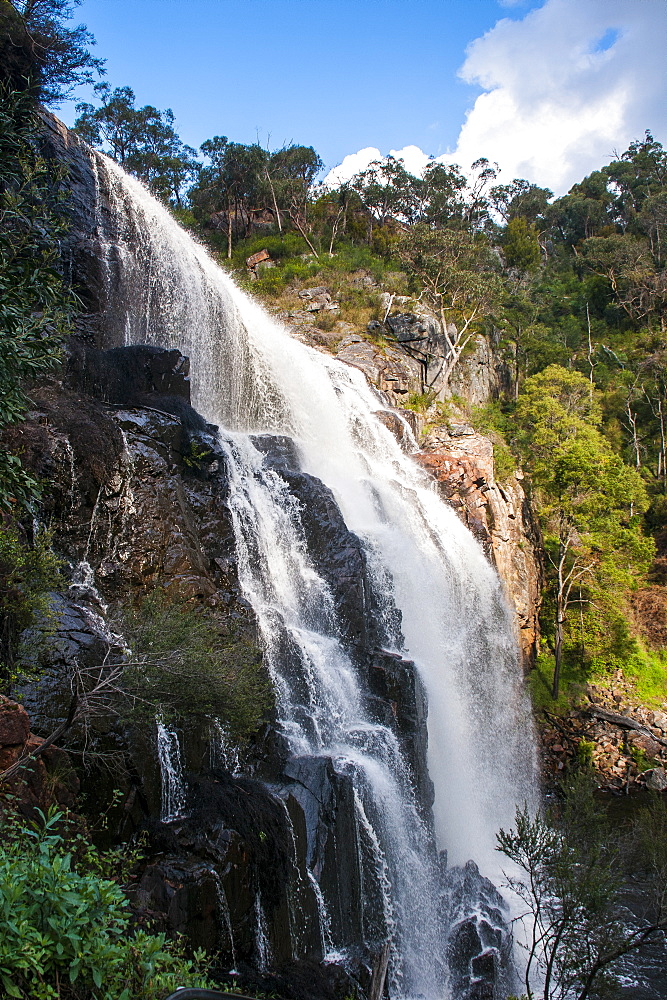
[623, 645, 667, 705]
[403, 391, 437, 415]
[529, 652, 587, 714]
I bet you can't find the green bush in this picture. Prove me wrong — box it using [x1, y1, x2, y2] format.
[0, 524, 62, 688]
[0, 85, 76, 510]
[403, 391, 436, 414]
[118, 591, 271, 745]
[466, 402, 518, 482]
[0, 809, 212, 1000]
[230, 231, 310, 269]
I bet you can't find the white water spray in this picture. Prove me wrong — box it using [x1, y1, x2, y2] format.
[156, 715, 186, 822]
[94, 154, 539, 993]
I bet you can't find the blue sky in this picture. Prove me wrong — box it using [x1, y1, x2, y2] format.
[58, 0, 666, 195]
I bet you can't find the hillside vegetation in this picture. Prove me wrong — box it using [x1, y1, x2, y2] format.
[2, 0, 667, 716]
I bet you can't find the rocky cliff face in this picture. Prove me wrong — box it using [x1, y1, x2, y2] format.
[11, 342, 444, 992]
[323, 329, 542, 669]
[416, 425, 542, 670]
[13, 115, 526, 1000]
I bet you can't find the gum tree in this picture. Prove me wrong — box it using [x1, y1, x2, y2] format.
[396, 223, 502, 387]
[515, 366, 650, 697]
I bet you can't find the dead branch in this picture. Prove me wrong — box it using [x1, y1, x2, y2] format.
[586, 706, 667, 748]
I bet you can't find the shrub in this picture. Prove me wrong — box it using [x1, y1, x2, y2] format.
[0, 85, 76, 510]
[118, 591, 272, 746]
[0, 524, 62, 688]
[0, 808, 213, 1000]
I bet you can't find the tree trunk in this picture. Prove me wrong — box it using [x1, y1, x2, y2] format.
[553, 540, 566, 699]
[265, 168, 282, 233]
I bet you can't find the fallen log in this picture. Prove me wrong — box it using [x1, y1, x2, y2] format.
[586, 705, 667, 748]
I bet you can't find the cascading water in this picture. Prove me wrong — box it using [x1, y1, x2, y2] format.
[92, 153, 539, 995]
[156, 715, 187, 822]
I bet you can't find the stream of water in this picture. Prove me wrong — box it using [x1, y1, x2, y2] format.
[93, 154, 539, 996]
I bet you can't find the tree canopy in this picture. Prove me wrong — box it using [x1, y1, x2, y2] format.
[1, 0, 104, 103]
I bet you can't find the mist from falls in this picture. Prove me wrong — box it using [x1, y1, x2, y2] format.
[94, 154, 539, 995]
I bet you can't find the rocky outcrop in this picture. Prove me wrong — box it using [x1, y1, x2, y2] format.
[336, 334, 419, 404]
[447, 336, 512, 406]
[417, 423, 542, 670]
[539, 674, 667, 792]
[0, 695, 79, 820]
[441, 860, 516, 1000]
[11, 342, 437, 987]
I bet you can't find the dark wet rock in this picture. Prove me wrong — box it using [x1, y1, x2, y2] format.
[250, 433, 377, 649]
[3, 384, 125, 508]
[38, 112, 107, 338]
[67, 342, 191, 404]
[130, 771, 319, 966]
[367, 649, 433, 814]
[441, 860, 516, 1000]
[218, 959, 363, 1000]
[282, 756, 365, 951]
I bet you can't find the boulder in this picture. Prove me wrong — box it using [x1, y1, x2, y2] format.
[67, 342, 191, 405]
[645, 767, 667, 792]
[0, 697, 30, 746]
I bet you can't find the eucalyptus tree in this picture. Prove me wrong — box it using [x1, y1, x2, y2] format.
[2, 0, 104, 102]
[515, 366, 650, 698]
[396, 223, 502, 386]
[267, 144, 323, 254]
[74, 84, 198, 206]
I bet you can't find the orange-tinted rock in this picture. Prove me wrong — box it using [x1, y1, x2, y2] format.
[416, 427, 542, 670]
[0, 700, 79, 818]
[0, 696, 30, 746]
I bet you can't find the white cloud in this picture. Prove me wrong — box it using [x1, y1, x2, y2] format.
[323, 0, 667, 197]
[451, 0, 666, 193]
[323, 147, 382, 189]
[322, 144, 434, 189]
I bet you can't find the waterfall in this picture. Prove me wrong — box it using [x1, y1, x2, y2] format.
[93, 154, 539, 995]
[156, 715, 187, 822]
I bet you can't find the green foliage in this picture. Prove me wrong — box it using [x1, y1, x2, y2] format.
[0, 808, 213, 999]
[74, 83, 198, 206]
[0, 524, 62, 688]
[502, 216, 541, 272]
[231, 231, 311, 267]
[621, 644, 667, 704]
[402, 391, 436, 414]
[497, 779, 667, 1000]
[577, 738, 595, 768]
[0, 84, 75, 509]
[469, 402, 518, 482]
[516, 366, 651, 697]
[396, 224, 502, 330]
[2, 1, 105, 105]
[350, 155, 466, 229]
[118, 591, 271, 746]
[181, 439, 213, 470]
